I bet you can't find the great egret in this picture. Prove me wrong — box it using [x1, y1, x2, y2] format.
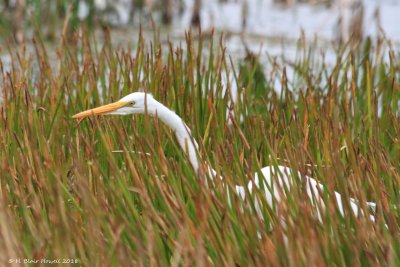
[73, 92, 376, 221]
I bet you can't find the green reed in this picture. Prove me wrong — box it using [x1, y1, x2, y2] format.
[0, 28, 399, 266]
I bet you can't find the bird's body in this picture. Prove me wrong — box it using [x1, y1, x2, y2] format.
[248, 166, 375, 221]
[73, 92, 375, 221]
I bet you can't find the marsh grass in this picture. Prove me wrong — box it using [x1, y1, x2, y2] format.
[0, 28, 399, 266]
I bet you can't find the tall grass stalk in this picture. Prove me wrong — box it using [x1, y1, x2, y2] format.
[0, 28, 399, 266]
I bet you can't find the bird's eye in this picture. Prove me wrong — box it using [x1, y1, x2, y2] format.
[130, 101, 135, 106]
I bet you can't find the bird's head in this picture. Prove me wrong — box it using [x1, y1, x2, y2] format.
[72, 92, 156, 119]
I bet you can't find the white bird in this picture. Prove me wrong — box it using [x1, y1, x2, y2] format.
[73, 92, 376, 221]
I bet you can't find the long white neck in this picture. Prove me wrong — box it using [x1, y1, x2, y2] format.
[152, 100, 201, 173]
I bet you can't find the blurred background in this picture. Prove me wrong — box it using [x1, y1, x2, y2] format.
[1, 0, 399, 94]
[1, 0, 399, 46]
[1, 0, 399, 100]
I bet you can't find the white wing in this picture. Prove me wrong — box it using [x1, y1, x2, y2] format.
[232, 165, 375, 221]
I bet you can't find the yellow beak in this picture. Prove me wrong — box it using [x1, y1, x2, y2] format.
[72, 101, 130, 119]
